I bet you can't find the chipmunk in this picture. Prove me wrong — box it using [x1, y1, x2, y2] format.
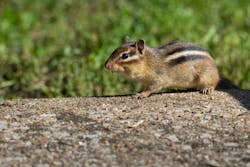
[105, 36, 221, 98]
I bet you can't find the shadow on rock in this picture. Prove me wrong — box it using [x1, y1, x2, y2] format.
[222, 89, 250, 111]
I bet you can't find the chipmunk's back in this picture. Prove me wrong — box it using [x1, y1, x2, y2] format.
[156, 41, 219, 90]
[158, 41, 211, 60]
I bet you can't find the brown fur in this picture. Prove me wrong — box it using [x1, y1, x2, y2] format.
[105, 37, 220, 98]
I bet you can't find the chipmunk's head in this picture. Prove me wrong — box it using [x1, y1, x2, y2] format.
[105, 36, 146, 78]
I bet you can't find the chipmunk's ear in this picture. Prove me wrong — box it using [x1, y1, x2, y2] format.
[136, 39, 144, 54]
[124, 36, 131, 43]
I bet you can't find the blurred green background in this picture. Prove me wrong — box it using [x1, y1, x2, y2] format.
[0, 0, 249, 99]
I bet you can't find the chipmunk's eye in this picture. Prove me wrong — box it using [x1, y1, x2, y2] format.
[121, 53, 129, 59]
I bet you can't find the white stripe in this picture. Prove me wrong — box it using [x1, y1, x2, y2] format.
[120, 55, 140, 62]
[164, 50, 210, 62]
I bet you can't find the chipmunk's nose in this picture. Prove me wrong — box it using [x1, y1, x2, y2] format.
[105, 60, 112, 70]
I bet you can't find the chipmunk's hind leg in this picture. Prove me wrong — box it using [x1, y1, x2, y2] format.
[200, 86, 215, 95]
[196, 66, 219, 95]
[197, 74, 218, 95]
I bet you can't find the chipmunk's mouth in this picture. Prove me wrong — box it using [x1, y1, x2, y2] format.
[111, 68, 125, 73]
[105, 63, 125, 73]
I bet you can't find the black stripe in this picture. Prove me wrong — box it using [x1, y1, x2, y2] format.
[129, 51, 136, 57]
[166, 46, 208, 56]
[119, 58, 141, 65]
[168, 55, 209, 66]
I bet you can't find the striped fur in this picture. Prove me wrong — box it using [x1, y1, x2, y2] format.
[158, 40, 183, 49]
[165, 46, 207, 56]
[118, 56, 142, 64]
[168, 55, 210, 66]
[163, 42, 211, 65]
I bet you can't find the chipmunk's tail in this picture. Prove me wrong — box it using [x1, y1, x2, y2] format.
[216, 77, 239, 90]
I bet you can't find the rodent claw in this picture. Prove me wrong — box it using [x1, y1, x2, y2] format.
[200, 87, 214, 95]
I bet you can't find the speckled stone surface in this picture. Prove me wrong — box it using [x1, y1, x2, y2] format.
[0, 90, 249, 167]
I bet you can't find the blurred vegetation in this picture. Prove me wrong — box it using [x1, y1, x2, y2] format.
[0, 0, 249, 99]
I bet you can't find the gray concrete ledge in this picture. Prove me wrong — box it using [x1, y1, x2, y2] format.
[0, 90, 249, 166]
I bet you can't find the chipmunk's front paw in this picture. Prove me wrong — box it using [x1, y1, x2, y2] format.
[134, 91, 151, 99]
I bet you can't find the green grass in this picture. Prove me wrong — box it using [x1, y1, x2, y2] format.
[0, 0, 249, 99]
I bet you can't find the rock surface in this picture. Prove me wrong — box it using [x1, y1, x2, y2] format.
[0, 89, 249, 167]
